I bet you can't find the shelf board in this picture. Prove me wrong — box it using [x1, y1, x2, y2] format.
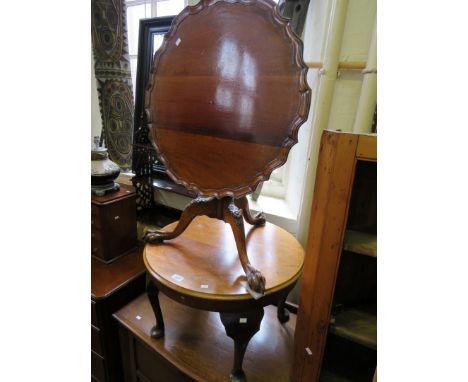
[320, 369, 354, 382]
[343, 230, 377, 257]
[329, 308, 377, 350]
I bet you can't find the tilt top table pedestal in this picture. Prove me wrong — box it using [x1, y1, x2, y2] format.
[144, 216, 304, 382]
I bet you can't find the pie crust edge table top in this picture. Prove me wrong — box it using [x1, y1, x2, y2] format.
[146, 0, 311, 198]
[144, 216, 304, 301]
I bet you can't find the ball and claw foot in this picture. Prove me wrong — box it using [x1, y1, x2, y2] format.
[253, 211, 266, 226]
[143, 229, 164, 244]
[247, 269, 266, 295]
[150, 325, 164, 339]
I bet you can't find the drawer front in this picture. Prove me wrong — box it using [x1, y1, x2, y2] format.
[91, 350, 106, 382]
[91, 325, 103, 355]
[91, 300, 98, 327]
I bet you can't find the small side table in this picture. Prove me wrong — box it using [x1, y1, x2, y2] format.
[144, 216, 304, 382]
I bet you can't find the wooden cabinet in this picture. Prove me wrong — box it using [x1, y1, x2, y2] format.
[293, 131, 377, 382]
[92, 185, 137, 263]
[91, 245, 147, 382]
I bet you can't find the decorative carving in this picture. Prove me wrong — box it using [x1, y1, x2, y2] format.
[144, 196, 266, 294]
[92, 0, 134, 169]
[234, 196, 266, 226]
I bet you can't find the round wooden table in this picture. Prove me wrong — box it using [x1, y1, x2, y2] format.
[144, 216, 304, 382]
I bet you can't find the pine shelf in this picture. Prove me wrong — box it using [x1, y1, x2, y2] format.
[343, 230, 377, 258]
[329, 307, 377, 350]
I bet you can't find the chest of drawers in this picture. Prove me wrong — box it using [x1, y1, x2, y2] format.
[92, 245, 146, 382]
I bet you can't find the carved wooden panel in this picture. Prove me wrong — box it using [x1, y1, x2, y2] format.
[146, 0, 311, 198]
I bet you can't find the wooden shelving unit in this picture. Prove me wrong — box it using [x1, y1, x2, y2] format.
[293, 131, 377, 382]
[343, 230, 377, 258]
[330, 307, 377, 350]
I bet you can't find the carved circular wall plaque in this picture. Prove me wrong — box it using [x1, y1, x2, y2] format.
[146, 0, 311, 197]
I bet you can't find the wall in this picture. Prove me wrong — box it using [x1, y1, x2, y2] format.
[296, 0, 376, 246]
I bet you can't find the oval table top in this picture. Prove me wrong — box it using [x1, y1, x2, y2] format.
[144, 216, 304, 310]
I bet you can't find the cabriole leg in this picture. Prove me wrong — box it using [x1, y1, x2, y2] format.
[220, 308, 265, 382]
[147, 278, 165, 338]
[277, 290, 290, 323]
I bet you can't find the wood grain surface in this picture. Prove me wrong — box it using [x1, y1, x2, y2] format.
[91, 243, 146, 299]
[293, 131, 360, 382]
[146, 0, 311, 197]
[144, 216, 304, 300]
[114, 293, 297, 382]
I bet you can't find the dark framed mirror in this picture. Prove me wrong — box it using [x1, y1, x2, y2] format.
[132, 16, 175, 179]
[131, 16, 176, 211]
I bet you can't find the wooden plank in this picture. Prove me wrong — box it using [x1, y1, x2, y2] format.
[343, 230, 377, 257]
[293, 131, 359, 382]
[329, 308, 377, 350]
[356, 134, 377, 161]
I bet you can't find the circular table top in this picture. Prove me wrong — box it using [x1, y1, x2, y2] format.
[144, 216, 304, 305]
[146, 0, 310, 198]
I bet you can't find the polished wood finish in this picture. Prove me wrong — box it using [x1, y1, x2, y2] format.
[92, 185, 137, 263]
[220, 308, 265, 381]
[144, 216, 304, 300]
[293, 131, 377, 382]
[356, 133, 377, 161]
[91, 245, 147, 381]
[115, 293, 297, 382]
[143, 0, 310, 301]
[144, 216, 303, 380]
[144, 196, 269, 294]
[92, 243, 146, 300]
[146, 0, 311, 198]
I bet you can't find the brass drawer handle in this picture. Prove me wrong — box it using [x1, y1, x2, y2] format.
[114, 215, 120, 220]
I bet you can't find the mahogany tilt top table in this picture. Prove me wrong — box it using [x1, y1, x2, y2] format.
[142, 0, 311, 295]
